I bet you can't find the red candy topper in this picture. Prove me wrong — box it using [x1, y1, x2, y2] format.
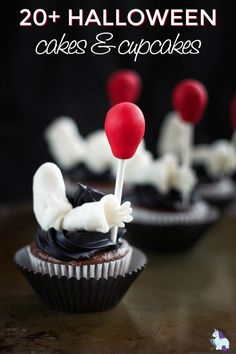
[105, 102, 145, 242]
[105, 102, 145, 159]
[230, 94, 236, 129]
[107, 69, 142, 106]
[172, 79, 208, 124]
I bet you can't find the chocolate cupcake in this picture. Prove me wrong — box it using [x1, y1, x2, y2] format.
[125, 154, 219, 251]
[15, 163, 146, 313]
[192, 140, 236, 209]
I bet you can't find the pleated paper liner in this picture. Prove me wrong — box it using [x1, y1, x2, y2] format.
[126, 201, 220, 252]
[14, 246, 147, 313]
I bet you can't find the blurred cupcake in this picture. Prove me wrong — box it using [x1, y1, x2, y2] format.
[158, 111, 236, 209]
[192, 140, 236, 209]
[44, 117, 115, 194]
[15, 163, 146, 313]
[125, 154, 219, 252]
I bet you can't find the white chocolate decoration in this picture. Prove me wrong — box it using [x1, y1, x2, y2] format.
[44, 117, 86, 170]
[33, 163, 133, 232]
[158, 111, 191, 161]
[112, 140, 153, 184]
[127, 153, 196, 195]
[148, 154, 196, 195]
[85, 130, 114, 174]
[192, 140, 236, 177]
[45, 118, 115, 174]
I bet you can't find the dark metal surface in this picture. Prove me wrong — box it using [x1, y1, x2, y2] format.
[1, 204, 236, 354]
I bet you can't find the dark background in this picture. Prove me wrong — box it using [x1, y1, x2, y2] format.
[1, 1, 235, 202]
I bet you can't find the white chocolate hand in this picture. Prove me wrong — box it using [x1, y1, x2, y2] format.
[192, 140, 236, 177]
[102, 195, 133, 228]
[129, 152, 196, 196]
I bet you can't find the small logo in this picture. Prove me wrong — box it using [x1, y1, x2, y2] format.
[210, 329, 230, 352]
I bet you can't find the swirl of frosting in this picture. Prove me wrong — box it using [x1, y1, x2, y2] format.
[36, 227, 125, 261]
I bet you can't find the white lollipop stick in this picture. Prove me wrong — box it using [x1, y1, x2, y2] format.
[110, 159, 126, 243]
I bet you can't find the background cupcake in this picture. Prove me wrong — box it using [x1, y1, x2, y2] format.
[45, 116, 115, 194]
[125, 153, 219, 251]
[158, 80, 236, 210]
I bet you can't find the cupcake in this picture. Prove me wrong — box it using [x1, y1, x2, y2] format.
[44, 117, 115, 194]
[125, 154, 219, 251]
[158, 111, 236, 210]
[192, 140, 236, 209]
[15, 162, 146, 313]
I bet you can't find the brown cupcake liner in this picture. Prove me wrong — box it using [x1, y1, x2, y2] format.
[14, 246, 147, 313]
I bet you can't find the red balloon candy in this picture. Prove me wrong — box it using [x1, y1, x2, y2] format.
[105, 102, 145, 159]
[107, 69, 142, 106]
[230, 94, 236, 129]
[172, 79, 208, 124]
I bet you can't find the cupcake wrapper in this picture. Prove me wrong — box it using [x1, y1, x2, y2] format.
[127, 201, 220, 252]
[14, 246, 146, 313]
[27, 246, 133, 280]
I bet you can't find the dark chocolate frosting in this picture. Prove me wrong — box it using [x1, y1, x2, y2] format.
[35, 183, 124, 261]
[36, 227, 125, 262]
[67, 162, 113, 182]
[129, 184, 197, 211]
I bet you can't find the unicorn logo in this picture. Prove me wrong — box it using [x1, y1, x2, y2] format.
[210, 329, 230, 352]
